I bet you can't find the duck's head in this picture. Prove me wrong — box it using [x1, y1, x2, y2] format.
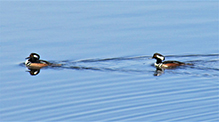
[26, 53, 40, 60]
[152, 53, 165, 61]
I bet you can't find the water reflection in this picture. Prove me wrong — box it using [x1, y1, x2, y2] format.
[27, 68, 41, 76]
[154, 68, 164, 76]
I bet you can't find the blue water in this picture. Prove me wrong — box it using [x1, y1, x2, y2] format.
[0, 1, 218, 121]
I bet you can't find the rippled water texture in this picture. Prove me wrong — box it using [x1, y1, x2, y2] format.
[0, 1, 218, 121]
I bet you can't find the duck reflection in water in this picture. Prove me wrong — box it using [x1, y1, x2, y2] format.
[154, 68, 164, 76]
[27, 68, 41, 76]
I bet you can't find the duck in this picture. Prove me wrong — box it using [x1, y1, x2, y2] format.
[25, 53, 51, 69]
[151, 53, 187, 69]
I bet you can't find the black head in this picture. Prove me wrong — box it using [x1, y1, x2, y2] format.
[152, 53, 165, 61]
[151, 53, 165, 64]
[26, 53, 40, 63]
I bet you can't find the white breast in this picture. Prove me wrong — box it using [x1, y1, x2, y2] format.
[154, 63, 163, 68]
[25, 60, 31, 66]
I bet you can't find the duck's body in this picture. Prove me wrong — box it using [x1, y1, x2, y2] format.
[155, 60, 185, 69]
[152, 53, 186, 69]
[25, 53, 51, 69]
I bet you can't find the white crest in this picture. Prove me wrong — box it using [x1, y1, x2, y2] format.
[156, 55, 164, 60]
[33, 54, 39, 59]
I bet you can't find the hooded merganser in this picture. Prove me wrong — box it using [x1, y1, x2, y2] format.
[25, 53, 51, 69]
[151, 53, 186, 69]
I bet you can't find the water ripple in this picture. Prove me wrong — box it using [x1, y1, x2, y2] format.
[47, 53, 219, 77]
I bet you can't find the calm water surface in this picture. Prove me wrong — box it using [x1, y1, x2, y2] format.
[0, 1, 218, 121]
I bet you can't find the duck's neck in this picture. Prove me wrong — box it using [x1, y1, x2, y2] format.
[156, 59, 163, 64]
[29, 57, 40, 63]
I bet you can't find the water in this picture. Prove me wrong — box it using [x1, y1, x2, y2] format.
[0, 1, 218, 121]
